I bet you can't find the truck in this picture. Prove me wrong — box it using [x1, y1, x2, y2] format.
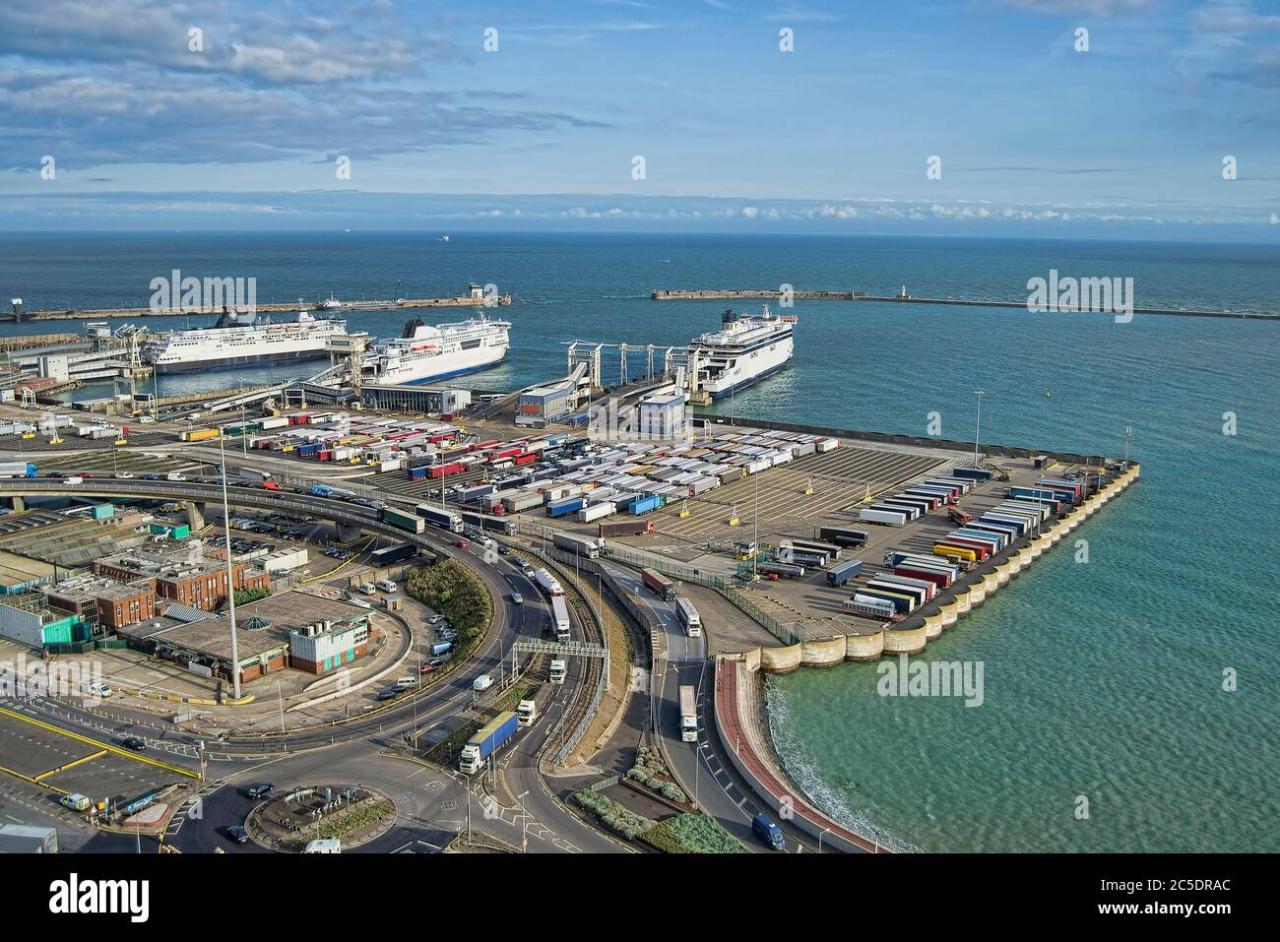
[599, 519, 655, 538]
[459, 711, 519, 774]
[549, 595, 571, 642]
[678, 684, 698, 742]
[517, 699, 538, 727]
[825, 558, 864, 587]
[380, 506, 426, 534]
[675, 597, 702, 638]
[415, 503, 464, 533]
[549, 659, 567, 684]
[309, 484, 335, 498]
[430, 641, 453, 657]
[368, 542, 419, 567]
[0, 823, 58, 853]
[461, 511, 518, 536]
[0, 462, 37, 479]
[577, 501, 616, 524]
[237, 467, 271, 483]
[553, 531, 602, 559]
[752, 813, 785, 850]
[532, 569, 564, 598]
[640, 567, 676, 601]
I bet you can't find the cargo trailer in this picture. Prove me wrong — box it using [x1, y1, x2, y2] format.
[641, 568, 677, 601]
[881, 496, 935, 514]
[459, 711, 520, 774]
[415, 504, 464, 533]
[549, 594, 571, 642]
[894, 564, 953, 589]
[532, 569, 564, 598]
[369, 543, 420, 566]
[380, 507, 426, 534]
[784, 538, 842, 561]
[675, 598, 702, 638]
[460, 511, 518, 536]
[502, 491, 544, 513]
[843, 595, 902, 622]
[599, 519, 655, 537]
[577, 501, 617, 523]
[818, 526, 869, 547]
[868, 578, 930, 606]
[874, 573, 937, 600]
[553, 532, 602, 558]
[954, 526, 1009, 549]
[933, 543, 978, 563]
[859, 507, 909, 526]
[546, 497, 586, 518]
[756, 561, 805, 579]
[950, 466, 994, 481]
[826, 558, 864, 587]
[853, 586, 914, 614]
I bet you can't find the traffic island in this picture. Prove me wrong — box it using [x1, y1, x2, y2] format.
[247, 784, 396, 852]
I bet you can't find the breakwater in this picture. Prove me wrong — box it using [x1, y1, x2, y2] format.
[654, 288, 1278, 320]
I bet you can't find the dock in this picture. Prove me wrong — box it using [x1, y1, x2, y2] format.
[651, 288, 1280, 321]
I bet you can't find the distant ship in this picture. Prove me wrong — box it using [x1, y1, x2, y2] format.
[318, 294, 343, 310]
[690, 305, 796, 398]
[363, 314, 510, 385]
[142, 308, 347, 374]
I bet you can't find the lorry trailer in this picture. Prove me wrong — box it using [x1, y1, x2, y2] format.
[678, 685, 698, 742]
[532, 568, 565, 597]
[459, 711, 520, 774]
[675, 597, 702, 638]
[380, 506, 426, 534]
[826, 558, 865, 587]
[817, 526, 868, 547]
[549, 594, 571, 642]
[641, 567, 677, 601]
[415, 503, 464, 533]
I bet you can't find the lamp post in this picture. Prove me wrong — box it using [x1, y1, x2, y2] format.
[818, 826, 832, 854]
[219, 429, 242, 700]
[972, 389, 985, 469]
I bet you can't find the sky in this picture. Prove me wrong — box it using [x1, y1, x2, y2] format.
[1, 0, 1278, 238]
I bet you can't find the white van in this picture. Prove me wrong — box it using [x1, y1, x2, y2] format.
[472, 674, 494, 692]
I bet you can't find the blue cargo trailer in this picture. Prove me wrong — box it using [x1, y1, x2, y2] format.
[546, 496, 586, 518]
[950, 466, 994, 481]
[952, 528, 1006, 550]
[826, 559, 864, 587]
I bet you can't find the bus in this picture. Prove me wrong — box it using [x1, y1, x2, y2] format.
[675, 597, 702, 638]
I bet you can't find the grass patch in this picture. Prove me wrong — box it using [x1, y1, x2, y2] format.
[644, 813, 744, 854]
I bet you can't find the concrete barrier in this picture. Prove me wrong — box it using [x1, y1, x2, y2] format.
[844, 631, 885, 661]
[883, 624, 927, 654]
[938, 602, 959, 627]
[923, 614, 944, 640]
[760, 643, 804, 674]
[800, 636, 847, 668]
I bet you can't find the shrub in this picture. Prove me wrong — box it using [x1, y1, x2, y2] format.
[658, 783, 687, 804]
[406, 560, 493, 645]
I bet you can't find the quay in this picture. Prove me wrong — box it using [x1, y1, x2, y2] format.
[651, 288, 1280, 320]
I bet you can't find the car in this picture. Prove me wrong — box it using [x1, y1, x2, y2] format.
[112, 471, 134, 479]
[120, 736, 146, 751]
[375, 687, 401, 701]
[86, 681, 112, 698]
[225, 825, 250, 845]
[141, 473, 159, 480]
[427, 613, 447, 625]
[497, 544, 512, 556]
[245, 783, 273, 799]
[418, 662, 438, 676]
[456, 538, 469, 549]
[427, 656, 450, 667]
[510, 592, 523, 605]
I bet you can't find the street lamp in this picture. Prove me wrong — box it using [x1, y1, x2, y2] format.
[219, 428, 242, 700]
[818, 825, 832, 854]
[972, 389, 985, 469]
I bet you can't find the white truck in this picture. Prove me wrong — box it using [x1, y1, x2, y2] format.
[517, 699, 538, 727]
[678, 684, 698, 743]
[549, 659, 567, 685]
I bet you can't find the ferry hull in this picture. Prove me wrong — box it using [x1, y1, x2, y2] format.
[152, 348, 330, 374]
[370, 345, 507, 386]
[707, 360, 790, 399]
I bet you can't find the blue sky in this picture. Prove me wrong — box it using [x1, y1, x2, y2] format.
[1, 0, 1278, 238]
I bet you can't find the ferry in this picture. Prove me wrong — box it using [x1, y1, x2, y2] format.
[142, 308, 348, 374]
[362, 315, 510, 386]
[690, 305, 796, 398]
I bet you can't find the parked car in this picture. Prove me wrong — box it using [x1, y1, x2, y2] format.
[418, 662, 438, 676]
[375, 687, 401, 701]
[120, 736, 146, 752]
[87, 681, 112, 699]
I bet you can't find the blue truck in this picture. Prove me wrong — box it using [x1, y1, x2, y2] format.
[309, 484, 335, 497]
[459, 711, 519, 774]
[752, 813, 785, 850]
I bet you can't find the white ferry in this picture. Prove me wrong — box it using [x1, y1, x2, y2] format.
[690, 305, 796, 398]
[363, 315, 510, 386]
[142, 309, 348, 374]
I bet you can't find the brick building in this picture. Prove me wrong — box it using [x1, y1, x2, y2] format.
[94, 545, 268, 612]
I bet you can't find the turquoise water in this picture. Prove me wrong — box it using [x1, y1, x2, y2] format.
[2, 232, 1277, 851]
